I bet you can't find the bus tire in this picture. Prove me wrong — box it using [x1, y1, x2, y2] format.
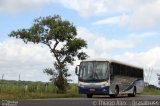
[109, 86, 119, 98]
[87, 94, 93, 98]
[128, 87, 136, 97]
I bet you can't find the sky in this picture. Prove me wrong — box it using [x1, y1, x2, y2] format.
[0, 0, 160, 86]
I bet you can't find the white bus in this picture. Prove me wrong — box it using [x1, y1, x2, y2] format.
[75, 58, 144, 98]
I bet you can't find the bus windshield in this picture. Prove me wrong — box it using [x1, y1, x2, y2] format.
[79, 61, 109, 82]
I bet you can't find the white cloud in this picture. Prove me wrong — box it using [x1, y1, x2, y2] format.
[92, 0, 160, 28]
[0, 0, 50, 13]
[51, 0, 160, 29]
[57, 0, 160, 28]
[77, 27, 159, 64]
[53, 0, 108, 17]
[93, 14, 130, 27]
[129, 32, 159, 38]
[115, 47, 160, 69]
[77, 27, 156, 53]
[130, 0, 160, 29]
[93, 16, 120, 25]
[0, 38, 53, 81]
[55, 0, 155, 18]
[1, 0, 160, 28]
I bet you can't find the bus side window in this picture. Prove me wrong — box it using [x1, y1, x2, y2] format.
[136, 69, 139, 78]
[110, 64, 114, 80]
[129, 67, 132, 77]
[115, 63, 119, 75]
[119, 64, 122, 76]
[124, 66, 127, 76]
[110, 64, 113, 75]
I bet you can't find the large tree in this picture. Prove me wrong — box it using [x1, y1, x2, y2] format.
[9, 15, 88, 93]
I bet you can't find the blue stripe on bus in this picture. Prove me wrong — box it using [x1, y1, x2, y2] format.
[123, 79, 142, 92]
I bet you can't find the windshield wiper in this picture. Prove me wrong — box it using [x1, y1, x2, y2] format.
[94, 71, 100, 80]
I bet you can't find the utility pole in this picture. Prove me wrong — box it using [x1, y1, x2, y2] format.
[144, 67, 153, 86]
[2, 74, 4, 81]
[19, 74, 21, 81]
[157, 74, 160, 87]
[148, 67, 153, 84]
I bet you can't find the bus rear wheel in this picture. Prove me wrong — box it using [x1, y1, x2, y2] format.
[87, 94, 93, 98]
[128, 87, 136, 97]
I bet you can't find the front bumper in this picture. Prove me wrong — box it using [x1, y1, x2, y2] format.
[79, 86, 109, 94]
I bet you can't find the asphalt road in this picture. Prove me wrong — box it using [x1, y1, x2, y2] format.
[1, 95, 160, 106]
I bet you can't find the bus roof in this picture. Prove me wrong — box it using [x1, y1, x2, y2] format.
[81, 58, 143, 70]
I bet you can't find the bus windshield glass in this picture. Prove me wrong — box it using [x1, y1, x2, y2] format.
[79, 61, 109, 82]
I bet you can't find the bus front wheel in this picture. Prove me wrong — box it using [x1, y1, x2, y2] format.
[109, 86, 119, 98]
[87, 94, 93, 98]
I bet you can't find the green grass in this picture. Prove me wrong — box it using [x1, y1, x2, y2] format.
[141, 86, 160, 95]
[0, 80, 83, 100]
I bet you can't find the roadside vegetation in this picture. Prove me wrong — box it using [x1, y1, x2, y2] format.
[0, 80, 159, 100]
[141, 85, 160, 95]
[0, 80, 83, 100]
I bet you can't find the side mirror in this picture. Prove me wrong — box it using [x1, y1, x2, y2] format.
[75, 65, 79, 76]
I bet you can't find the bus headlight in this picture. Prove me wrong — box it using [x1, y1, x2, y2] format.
[101, 84, 105, 88]
[79, 84, 84, 88]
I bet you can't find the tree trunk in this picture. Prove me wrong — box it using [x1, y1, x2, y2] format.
[55, 69, 66, 93]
